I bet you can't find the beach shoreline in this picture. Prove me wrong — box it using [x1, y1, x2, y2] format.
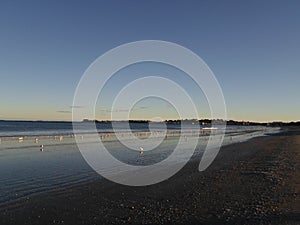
[0, 128, 299, 225]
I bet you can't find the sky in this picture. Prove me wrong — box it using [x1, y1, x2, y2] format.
[0, 0, 299, 122]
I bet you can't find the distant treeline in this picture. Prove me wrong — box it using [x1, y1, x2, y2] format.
[82, 119, 150, 124]
[82, 119, 300, 127]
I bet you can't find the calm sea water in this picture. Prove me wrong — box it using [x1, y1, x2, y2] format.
[0, 120, 155, 137]
[0, 120, 260, 137]
[0, 121, 280, 206]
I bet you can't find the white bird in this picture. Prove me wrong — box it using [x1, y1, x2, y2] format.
[139, 146, 144, 156]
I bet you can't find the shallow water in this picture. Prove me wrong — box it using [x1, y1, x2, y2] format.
[0, 123, 280, 205]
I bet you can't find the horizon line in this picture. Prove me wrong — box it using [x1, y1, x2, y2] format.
[0, 118, 299, 124]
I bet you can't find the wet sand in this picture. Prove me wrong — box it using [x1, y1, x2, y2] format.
[0, 128, 299, 225]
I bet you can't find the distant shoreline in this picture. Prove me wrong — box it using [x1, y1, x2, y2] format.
[1, 119, 299, 127]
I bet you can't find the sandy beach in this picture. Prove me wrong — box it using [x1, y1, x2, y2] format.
[0, 128, 299, 225]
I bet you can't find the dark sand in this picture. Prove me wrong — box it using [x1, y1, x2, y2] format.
[0, 128, 299, 225]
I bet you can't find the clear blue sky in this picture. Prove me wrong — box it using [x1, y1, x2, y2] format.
[0, 0, 299, 122]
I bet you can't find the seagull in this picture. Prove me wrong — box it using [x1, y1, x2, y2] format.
[139, 146, 144, 156]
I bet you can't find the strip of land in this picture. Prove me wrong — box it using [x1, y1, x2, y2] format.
[0, 128, 299, 225]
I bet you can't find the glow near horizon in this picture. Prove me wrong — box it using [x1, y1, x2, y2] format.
[0, 1, 299, 122]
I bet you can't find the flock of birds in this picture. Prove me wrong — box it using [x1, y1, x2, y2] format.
[8, 135, 147, 155]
